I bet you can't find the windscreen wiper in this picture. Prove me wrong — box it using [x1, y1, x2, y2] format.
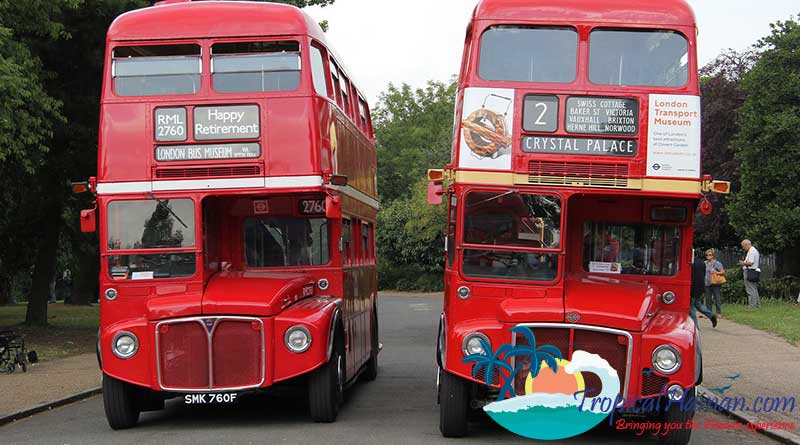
[148, 192, 188, 229]
[469, 190, 514, 207]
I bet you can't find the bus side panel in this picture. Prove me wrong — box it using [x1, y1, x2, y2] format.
[265, 97, 318, 177]
[98, 103, 151, 182]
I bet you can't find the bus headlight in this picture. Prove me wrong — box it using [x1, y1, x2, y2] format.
[462, 333, 490, 356]
[285, 326, 312, 353]
[661, 291, 676, 304]
[112, 332, 139, 359]
[652, 345, 681, 374]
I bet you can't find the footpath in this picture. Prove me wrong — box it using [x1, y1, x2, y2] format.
[0, 353, 100, 422]
[698, 316, 800, 431]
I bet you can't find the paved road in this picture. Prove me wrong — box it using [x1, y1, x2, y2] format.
[0, 294, 778, 445]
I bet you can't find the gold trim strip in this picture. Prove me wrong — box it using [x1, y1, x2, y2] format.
[453, 170, 701, 194]
[641, 179, 701, 194]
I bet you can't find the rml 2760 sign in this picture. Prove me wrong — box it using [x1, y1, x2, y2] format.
[154, 105, 260, 142]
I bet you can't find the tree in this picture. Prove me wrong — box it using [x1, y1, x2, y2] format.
[727, 16, 800, 276]
[693, 50, 757, 248]
[373, 80, 457, 204]
[0, 1, 74, 308]
[373, 80, 456, 290]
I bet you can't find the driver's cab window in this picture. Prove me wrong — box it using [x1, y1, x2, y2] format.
[244, 217, 329, 267]
[461, 191, 561, 282]
[583, 221, 680, 276]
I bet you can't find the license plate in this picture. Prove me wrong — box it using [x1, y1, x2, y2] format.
[183, 393, 238, 405]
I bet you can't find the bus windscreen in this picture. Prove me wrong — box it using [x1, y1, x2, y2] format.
[212, 41, 301, 93]
[479, 26, 578, 83]
[589, 29, 688, 87]
[113, 44, 201, 96]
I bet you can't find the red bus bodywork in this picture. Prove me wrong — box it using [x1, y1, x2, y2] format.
[435, 0, 719, 441]
[88, 1, 378, 428]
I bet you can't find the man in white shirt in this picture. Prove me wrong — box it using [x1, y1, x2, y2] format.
[738, 239, 760, 308]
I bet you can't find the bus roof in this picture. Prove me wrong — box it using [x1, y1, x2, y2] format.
[108, 1, 328, 43]
[473, 0, 696, 27]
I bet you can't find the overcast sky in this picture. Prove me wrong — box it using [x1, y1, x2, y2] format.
[303, 0, 798, 106]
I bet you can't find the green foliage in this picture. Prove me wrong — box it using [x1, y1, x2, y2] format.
[694, 50, 757, 248]
[720, 268, 800, 304]
[377, 179, 447, 291]
[374, 80, 457, 204]
[723, 300, 800, 345]
[373, 80, 455, 291]
[728, 17, 800, 256]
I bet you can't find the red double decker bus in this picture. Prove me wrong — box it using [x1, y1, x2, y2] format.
[431, 0, 728, 443]
[76, 0, 379, 429]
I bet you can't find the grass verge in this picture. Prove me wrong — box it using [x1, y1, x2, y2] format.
[723, 300, 800, 345]
[0, 303, 99, 361]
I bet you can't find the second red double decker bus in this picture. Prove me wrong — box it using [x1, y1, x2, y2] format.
[431, 1, 729, 443]
[77, 0, 379, 429]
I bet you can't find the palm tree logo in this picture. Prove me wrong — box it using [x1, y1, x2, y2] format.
[462, 326, 562, 401]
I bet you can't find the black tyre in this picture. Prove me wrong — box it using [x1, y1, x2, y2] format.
[102, 374, 141, 430]
[439, 369, 470, 437]
[308, 334, 345, 422]
[658, 387, 695, 445]
[361, 308, 379, 382]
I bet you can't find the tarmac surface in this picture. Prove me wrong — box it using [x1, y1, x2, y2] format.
[0, 294, 791, 444]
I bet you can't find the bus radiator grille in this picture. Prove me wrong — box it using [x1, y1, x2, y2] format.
[212, 320, 263, 388]
[512, 327, 629, 398]
[158, 321, 210, 389]
[157, 317, 264, 391]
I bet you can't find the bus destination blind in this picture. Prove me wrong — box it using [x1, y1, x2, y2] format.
[565, 97, 639, 136]
[155, 143, 260, 161]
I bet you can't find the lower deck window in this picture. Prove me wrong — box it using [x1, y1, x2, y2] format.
[583, 221, 681, 276]
[244, 217, 329, 267]
[108, 253, 196, 280]
[462, 250, 558, 282]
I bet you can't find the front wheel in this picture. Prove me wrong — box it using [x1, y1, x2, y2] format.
[308, 336, 345, 422]
[102, 374, 141, 430]
[439, 369, 470, 437]
[658, 387, 695, 445]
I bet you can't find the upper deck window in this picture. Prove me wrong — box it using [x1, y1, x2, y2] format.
[478, 26, 577, 83]
[589, 29, 688, 87]
[112, 44, 201, 96]
[212, 41, 301, 93]
[310, 45, 329, 97]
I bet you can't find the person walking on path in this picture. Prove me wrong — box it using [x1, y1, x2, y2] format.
[704, 249, 725, 316]
[738, 239, 761, 308]
[691, 251, 717, 327]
